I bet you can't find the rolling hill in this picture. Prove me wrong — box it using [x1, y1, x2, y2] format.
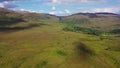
[60, 13, 120, 31]
[0, 7, 120, 68]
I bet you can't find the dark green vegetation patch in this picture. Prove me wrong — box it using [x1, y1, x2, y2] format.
[56, 50, 68, 56]
[63, 25, 103, 36]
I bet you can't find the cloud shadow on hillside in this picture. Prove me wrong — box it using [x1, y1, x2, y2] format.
[0, 23, 46, 33]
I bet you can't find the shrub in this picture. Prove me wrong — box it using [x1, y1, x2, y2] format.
[63, 25, 102, 36]
[109, 29, 120, 34]
[36, 60, 48, 68]
[56, 50, 68, 56]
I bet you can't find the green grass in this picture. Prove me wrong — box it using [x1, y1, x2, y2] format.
[35, 60, 48, 68]
[56, 50, 68, 56]
[0, 16, 120, 68]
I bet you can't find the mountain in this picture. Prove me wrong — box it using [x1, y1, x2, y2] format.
[0, 7, 23, 26]
[0, 7, 120, 32]
[0, 7, 15, 13]
[0, 8, 59, 26]
[0, 7, 59, 32]
[60, 13, 120, 31]
[0, 8, 120, 68]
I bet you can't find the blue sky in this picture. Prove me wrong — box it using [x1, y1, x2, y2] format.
[0, 0, 120, 16]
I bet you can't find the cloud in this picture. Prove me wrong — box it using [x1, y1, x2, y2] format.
[49, 5, 71, 16]
[0, 1, 18, 8]
[17, 9, 44, 13]
[65, 9, 70, 14]
[52, 6, 56, 11]
[1, 0, 120, 15]
[77, 6, 120, 13]
[92, 8, 120, 13]
[49, 9, 71, 16]
[0, 0, 36, 2]
[19, 9, 36, 13]
[45, 0, 107, 6]
[0, 3, 4, 7]
[0, 0, 39, 8]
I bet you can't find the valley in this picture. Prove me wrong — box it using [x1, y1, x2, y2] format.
[0, 7, 120, 68]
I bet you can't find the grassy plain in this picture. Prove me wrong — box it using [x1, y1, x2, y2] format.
[0, 19, 120, 68]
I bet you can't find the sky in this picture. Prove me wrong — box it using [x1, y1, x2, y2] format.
[0, 0, 120, 16]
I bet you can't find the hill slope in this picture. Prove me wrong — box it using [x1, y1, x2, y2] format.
[60, 13, 120, 31]
[0, 8, 120, 68]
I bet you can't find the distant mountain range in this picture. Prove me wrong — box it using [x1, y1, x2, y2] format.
[0, 7, 119, 16]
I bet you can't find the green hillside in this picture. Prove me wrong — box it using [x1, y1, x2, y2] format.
[0, 8, 120, 68]
[61, 13, 120, 31]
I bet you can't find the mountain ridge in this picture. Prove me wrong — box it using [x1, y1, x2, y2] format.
[0, 7, 120, 17]
[0, 7, 120, 32]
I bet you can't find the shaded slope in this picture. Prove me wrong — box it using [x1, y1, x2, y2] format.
[0, 7, 23, 26]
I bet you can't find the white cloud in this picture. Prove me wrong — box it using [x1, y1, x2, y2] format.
[52, 6, 56, 11]
[65, 9, 70, 14]
[49, 11, 63, 15]
[93, 8, 120, 13]
[49, 9, 71, 16]
[18, 9, 44, 13]
[52, 0, 58, 4]
[0, 3, 4, 7]
[78, 6, 120, 13]
[1, 0, 120, 15]
[19, 9, 36, 13]
[0, 0, 39, 8]
[0, 1, 18, 8]
[39, 10, 44, 13]
[45, 0, 107, 6]
[0, 0, 37, 2]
